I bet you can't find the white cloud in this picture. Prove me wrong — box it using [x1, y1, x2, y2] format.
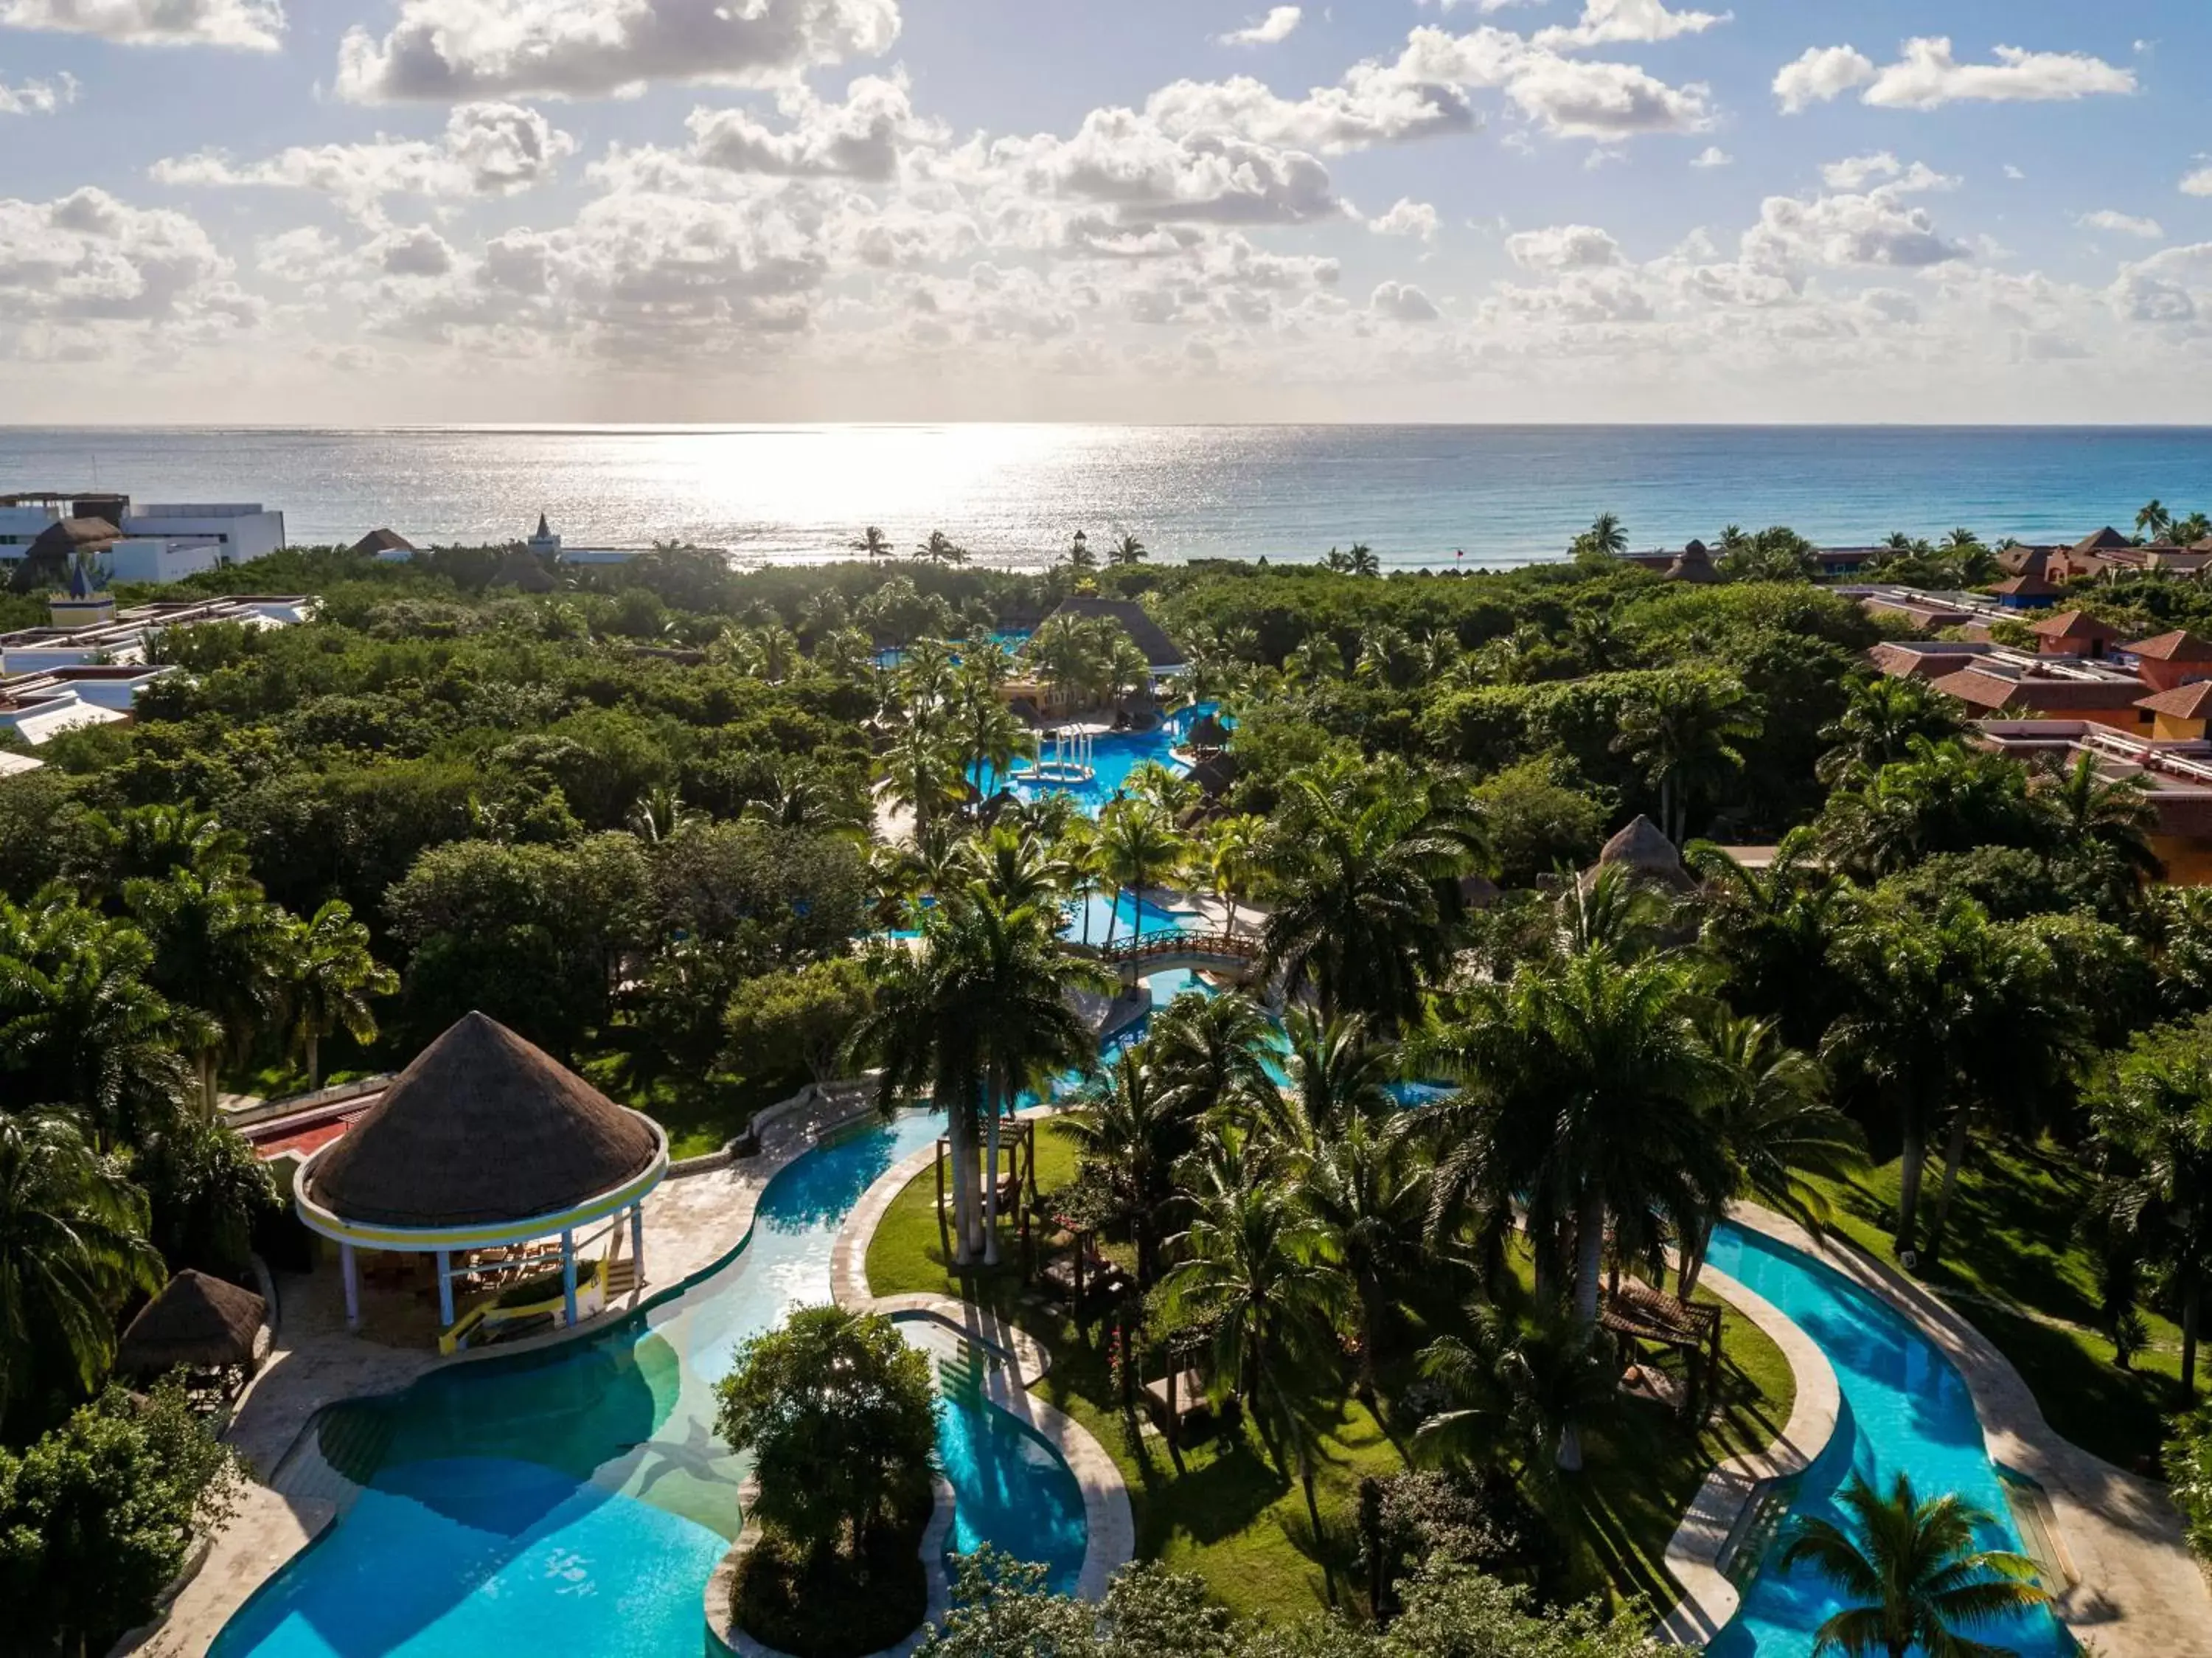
[2003, 164, 2025, 181]
[687, 77, 941, 181]
[1371, 280, 1440, 321]
[1772, 45, 1874, 114]
[985, 109, 1345, 225]
[0, 187, 257, 354]
[1532, 0, 1729, 52]
[1820, 152, 1899, 190]
[1775, 38, 2135, 114]
[2080, 209, 2163, 240]
[0, 68, 75, 114]
[1690, 145, 1731, 168]
[1141, 70, 1475, 153]
[1745, 181, 1969, 274]
[374, 224, 456, 277]
[152, 104, 576, 214]
[2183, 162, 2212, 198]
[256, 226, 349, 286]
[1368, 197, 1439, 239]
[1506, 223, 1624, 271]
[335, 0, 900, 102]
[1219, 6, 1300, 46]
[0, 0, 280, 49]
[1494, 49, 1714, 136]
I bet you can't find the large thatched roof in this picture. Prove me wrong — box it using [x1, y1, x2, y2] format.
[1592, 815, 1696, 891]
[350, 527, 414, 557]
[1045, 597, 1187, 668]
[116, 1269, 265, 1376]
[303, 1013, 661, 1229]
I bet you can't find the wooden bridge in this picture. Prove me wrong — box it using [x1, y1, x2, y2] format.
[1078, 931, 1265, 981]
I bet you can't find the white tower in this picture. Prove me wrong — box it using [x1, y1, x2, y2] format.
[527, 513, 561, 560]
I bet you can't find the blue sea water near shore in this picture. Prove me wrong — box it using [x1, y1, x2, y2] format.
[4, 424, 2210, 569]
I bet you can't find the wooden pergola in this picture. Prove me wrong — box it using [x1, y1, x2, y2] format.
[933, 1118, 1036, 1260]
[1601, 1277, 1722, 1420]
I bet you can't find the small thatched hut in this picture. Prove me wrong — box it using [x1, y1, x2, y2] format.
[1585, 815, 1697, 893]
[116, 1269, 266, 1378]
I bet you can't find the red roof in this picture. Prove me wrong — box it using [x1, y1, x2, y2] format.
[1930, 667, 2146, 712]
[1990, 573, 2063, 597]
[2137, 681, 2212, 721]
[2027, 609, 2121, 642]
[2074, 526, 2133, 552]
[2121, 630, 2212, 663]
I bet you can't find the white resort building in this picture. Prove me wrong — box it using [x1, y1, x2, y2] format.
[0, 492, 287, 583]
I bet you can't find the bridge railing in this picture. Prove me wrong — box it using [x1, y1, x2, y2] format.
[1088, 931, 1262, 966]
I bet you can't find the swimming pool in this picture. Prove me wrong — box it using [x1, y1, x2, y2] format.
[212, 1114, 1089, 1658]
[1703, 1223, 2068, 1658]
[976, 704, 1216, 816]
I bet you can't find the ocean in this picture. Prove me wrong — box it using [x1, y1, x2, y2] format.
[3, 424, 2208, 569]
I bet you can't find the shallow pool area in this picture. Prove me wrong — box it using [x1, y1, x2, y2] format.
[1703, 1223, 2069, 1658]
[977, 704, 1215, 816]
[212, 1113, 1090, 1658]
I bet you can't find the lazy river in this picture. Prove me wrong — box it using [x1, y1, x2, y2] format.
[211, 1111, 1087, 1658]
[1703, 1223, 2070, 1658]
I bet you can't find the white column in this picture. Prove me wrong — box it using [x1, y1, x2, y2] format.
[437, 1249, 454, 1326]
[341, 1242, 360, 1331]
[561, 1229, 579, 1327]
[630, 1202, 647, 1289]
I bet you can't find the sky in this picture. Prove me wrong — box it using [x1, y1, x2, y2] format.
[1, 0, 2208, 424]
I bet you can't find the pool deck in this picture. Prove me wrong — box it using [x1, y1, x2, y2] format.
[830, 1125, 1138, 1602]
[1655, 1255, 1842, 1645]
[1724, 1204, 2212, 1658]
[127, 1091, 891, 1658]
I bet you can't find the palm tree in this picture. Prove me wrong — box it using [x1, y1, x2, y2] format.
[1613, 673, 1760, 844]
[1290, 1100, 1427, 1398]
[1346, 543, 1380, 577]
[1576, 513, 1628, 559]
[1780, 1472, 2049, 1658]
[917, 530, 969, 566]
[1816, 676, 1962, 786]
[1267, 1009, 1397, 1149]
[849, 527, 893, 560]
[2091, 1020, 2212, 1392]
[0, 1109, 164, 1423]
[881, 721, 968, 839]
[1422, 948, 1725, 1328]
[950, 825, 1068, 915]
[1110, 533, 1149, 567]
[1416, 1307, 1616, 1475]
[2036, 751, 2163, 897]
[77, 802, 251, 895]
[1147, 989, 1280, 1130]
[2138, 500, 2173, 543]
[1258, 772, 1484, 1029]
[1161, 1165, 1343, 1466]
[0, 896, 189, 1146]
[1944, 527, 1983, 552]
[1094, 798, 1183, 975]
[1065, 530, 1096, 572]
[1200, 814, 1266, 939]
[123, 869, 297, 1115]
[288, 901, 397, 1092]
[1680, 1012, 1864, 1297]
[1061, 1047, 1200, 1284]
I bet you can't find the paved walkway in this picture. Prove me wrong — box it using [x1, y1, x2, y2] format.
[1732, 1204, 2212, 1658]
[1656, 1258, 1841, 1645]
[830, 1128, 1137, 1603]
[130, 1093, 883, 1658]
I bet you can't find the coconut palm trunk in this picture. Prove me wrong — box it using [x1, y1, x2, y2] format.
[981, 1072, 1004, 1268]
[1573, 1187, 1606, 1328]
[1896, 1110, 1927, 1260]
[1922, 1109, 1974, 1265]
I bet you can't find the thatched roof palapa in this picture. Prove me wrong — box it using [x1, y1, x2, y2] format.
[116, 1269, 265, 1376]
[1590, 814, 1697, 892]
[304, 1012, 661, 1229]
[350, 527, 415, 557]
[1044, 597, 1188, 669]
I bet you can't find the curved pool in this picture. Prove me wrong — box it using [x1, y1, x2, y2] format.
[212, 1114, 1088, 1658]
[1704, 1223, 2068, 1658]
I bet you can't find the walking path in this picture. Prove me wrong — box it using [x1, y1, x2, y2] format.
[830, 1128, 1137, 1602]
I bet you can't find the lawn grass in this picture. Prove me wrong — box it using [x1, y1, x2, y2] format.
[1806, 1141, 2196, 1474]
[866, 1122, 1795, 1622]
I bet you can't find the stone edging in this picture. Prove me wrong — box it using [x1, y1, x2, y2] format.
[705, 1475, 956, 1658]
[830, 1128, 1138, 1603]
[1725, 1204, 2212, 1658]
[1653, 1256, 1840, 1645]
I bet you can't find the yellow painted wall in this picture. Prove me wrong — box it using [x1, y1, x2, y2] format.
[2152, 837, 2212, 887]
[2152, 712, 2209, 742]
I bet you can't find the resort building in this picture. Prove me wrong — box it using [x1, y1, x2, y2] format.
[2025, 609, 2124, 659]
[288, 1012, 667, 1346]
[352, 527, 417, 561]
[2116, 630, 2212, 693]
[1979, 721, 2212, 883]
[0, 592, 316, 673]
[0, 492, 285, 583]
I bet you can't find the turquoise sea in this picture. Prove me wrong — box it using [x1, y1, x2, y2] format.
[3, 425, 2208, 568]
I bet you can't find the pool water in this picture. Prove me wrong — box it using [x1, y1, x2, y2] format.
[975, 704, 1216, 817]
[1703, 1224, 2068, 1658]
[212, 1114, 1089, 1658]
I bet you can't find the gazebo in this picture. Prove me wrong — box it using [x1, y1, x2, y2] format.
[294, 1012, 668, 1338]
[116, 1269, 266, 1379]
